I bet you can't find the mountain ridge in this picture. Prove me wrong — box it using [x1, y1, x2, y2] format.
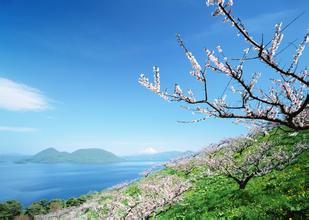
[18, 147, 124, 164]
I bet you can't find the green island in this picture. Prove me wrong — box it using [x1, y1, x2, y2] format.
[17, 148, 124, 164]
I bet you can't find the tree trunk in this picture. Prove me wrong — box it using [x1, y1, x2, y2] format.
[239, 181, 246, 189]
[238, 175, 253, 190]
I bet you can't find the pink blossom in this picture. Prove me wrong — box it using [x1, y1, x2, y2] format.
[186, 52, 203, 81]
[268, 22, 284, 60]
[174, 84, 183, 96]
[206, 49, 229, 74]
[292, 33, 309, 67]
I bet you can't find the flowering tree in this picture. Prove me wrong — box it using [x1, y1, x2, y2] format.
[36, 173, 191, 219]
[139, 0, 308, 130]
[204, 137, 308, 189]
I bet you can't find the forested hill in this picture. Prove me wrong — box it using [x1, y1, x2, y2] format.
[19, 148, 124, 164]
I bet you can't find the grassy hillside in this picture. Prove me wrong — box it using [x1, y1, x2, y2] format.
[152, 151, 308, 219]
[152, 128, 309, 219]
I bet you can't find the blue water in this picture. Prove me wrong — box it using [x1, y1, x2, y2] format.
[0, 161, 158, 206]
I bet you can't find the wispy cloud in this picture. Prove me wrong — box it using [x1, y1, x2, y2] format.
[0, 77, 49, 111]
[194, 9, 297, 39]
[0, 126, 38, 132]
[244, 9, 298, 33]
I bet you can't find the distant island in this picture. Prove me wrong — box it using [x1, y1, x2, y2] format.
[17, 148, 124, 164]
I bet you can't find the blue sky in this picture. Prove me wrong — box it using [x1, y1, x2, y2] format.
[0, 0, 308, 155]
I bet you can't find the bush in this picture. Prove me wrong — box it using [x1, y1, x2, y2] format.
[0, 200, 22, 220]
[66, 198, 85, 207]
[48, 199, 65, 212]
[25, 200, 49, 217]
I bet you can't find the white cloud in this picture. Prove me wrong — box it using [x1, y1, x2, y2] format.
[0, 126, 37, 132]
[0, 77, 49, 111]
[139, 147, 159, 155]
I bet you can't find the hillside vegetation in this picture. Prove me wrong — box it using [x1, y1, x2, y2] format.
[153, 129, 309, 219]
[1, 128, 308, 219]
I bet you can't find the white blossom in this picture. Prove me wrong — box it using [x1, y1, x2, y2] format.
[174, 84, 183, 96]
[291, 33, 309, 67]
[139, 66, 170, 102]
[186, 52, 203, 81]
[243, 48, 249, 55]
[216, 45, 223, 53]
[268, 22, 284, 60]
[206, 49, 230, 74]
[139, 0, 308, 130]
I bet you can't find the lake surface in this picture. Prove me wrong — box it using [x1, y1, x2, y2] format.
[0, 161, 159, 206]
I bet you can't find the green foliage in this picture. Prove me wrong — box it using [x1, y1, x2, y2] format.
[84, 208, 100, 219]
[25, 198, 66, 216]
[79, 192, 98, 201]
[48, 199, 65, 212]
[125, 184, 141, 197]
[154, 129, 309, 219]
[98, 195, 113, 205]
[65, 197, 86, 207]
[155, 152, 309, 219]
[257, 127, 309, 146]
[22, 194, 90, 218]
[25, 200, 49, 216]
[24, 199, 67, 216]
[160, 167, 189, 178]
[0, 200, 22, 220]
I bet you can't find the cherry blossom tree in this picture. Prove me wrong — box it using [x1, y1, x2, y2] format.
[204, 136, 308, 189]
[139, 0, 308, 130]
[36, 173, 191, 219]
